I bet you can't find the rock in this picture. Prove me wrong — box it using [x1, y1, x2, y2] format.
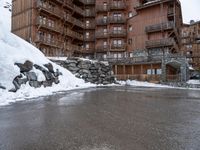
[14, 60, 33, 73]
[34, 64, 53, 81]
[29, 81, 42, 88]
[26, 72, 37, 81]
[54, 69, 62, 77]
[44, 63, 54, 73]
[0, 84, 6, 90]
[67, 63, 77, 68]
[67, 66, 79, 72]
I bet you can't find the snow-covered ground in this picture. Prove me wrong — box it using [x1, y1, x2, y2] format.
[119, 80, 172, 88]
[187, 80, 200, 85]
[0, 0, 94, 106]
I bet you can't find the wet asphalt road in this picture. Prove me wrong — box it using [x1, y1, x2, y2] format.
[1, 86, 200, 150]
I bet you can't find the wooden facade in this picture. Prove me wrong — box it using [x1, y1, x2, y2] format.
[12, 0, 184, 82]
[12, 0, 85, 57]
[181, 21, 200, 70]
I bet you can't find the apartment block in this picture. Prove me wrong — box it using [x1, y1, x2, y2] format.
[12, 0, 85, 57]
[12, 0, 188, 82]
[181, 21, 200, 70]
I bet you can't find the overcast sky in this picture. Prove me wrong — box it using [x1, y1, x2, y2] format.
[180, 0, 200, 23]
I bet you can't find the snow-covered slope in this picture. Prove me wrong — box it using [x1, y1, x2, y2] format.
[0, 0, 93, 105]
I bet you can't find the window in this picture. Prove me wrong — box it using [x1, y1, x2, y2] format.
[128, 38, 132, 45]
[156, 69, 162, 75]
[128, 12, 133, 18]
[103, 41, 107, 48]
[113, 39, 123, 48]
[85, 44, 89, 49]
[86, 20, 90, 27]
[85, 32, 90, 38]
[103, 28, 107, 35]
[128, 25, 132, 31]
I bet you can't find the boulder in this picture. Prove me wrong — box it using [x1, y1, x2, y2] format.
[44, 63, 54, 73]
[26, 72, 37, 81]
[0, 84, 6, 90]
[14, 60, 33, 73]
[29, 81, 42, 88]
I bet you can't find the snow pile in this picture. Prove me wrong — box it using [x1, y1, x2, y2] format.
[120, 80, 171, 88]
[0, 0, 93, 106]
[187, 80, 200, 85]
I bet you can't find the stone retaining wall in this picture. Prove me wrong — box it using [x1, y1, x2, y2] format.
[51, 58, 116, 85]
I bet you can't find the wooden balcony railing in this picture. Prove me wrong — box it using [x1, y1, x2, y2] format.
[85, 9, 96, 17]
[168, 8, 174, 16]
[96, 45, 109, 52]
[110, 2, 126, 10]
[96, 18, 108, 25]
[110, 44, 126, 51]
[65, 29, 83, 40]
[109, 16, 126, 24]
[110, 29, 127, 37]
[83, 0, 95, 5]
[96, 5, 109, 12]
[195, 34, 200, 40]
[73, 5, 85, 16]
[36, 18, 61, 33]
[85, 23, 95, 29]
[81, 48, 95, 54]
[84, 35, 95, 41]
[95, 31, 109, 38]
[135, 0, 173, 10]
[146, 38, 175, 48]
[145, 22, 174, 33]
[64, 43, 84, 52]
[35, 36, 63, 48]
[36, 1, 62, 19]
[64, 14, 84, 28]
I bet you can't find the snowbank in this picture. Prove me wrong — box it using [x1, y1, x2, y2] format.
[119, 80, 171, 88]
[0, 0, 93, 106]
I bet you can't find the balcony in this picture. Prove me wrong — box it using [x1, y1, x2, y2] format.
[110, 2, 126, 10]
[36, 18, 61, 33]
[64, 1, 74, 8]
[64, 43, 84, 52]
[36, 1, 62, 19]
[96, 18, 108, 25]
[168, 8, 174, 17]
[96, 45, 109, 52]
[95, 31, 109, 39]
[135, 0, 173, 10]
[64, 14, 85, 28]
[81, 48, 95, 54]
[83, 0, 95, 5]
[65, 29, 83, 41]
[85, 10, 95, 17]
[145, 38, 175, 49]
[195, 34, 200, 40]
[73, 5, 85, 16]
[109, 17, 126, 24]
[85, 23, 95, 29]
[96, 5, 109, 12]
[84, 35, 95, 41]
[110, 29, 127, 37]
[110, 44, 126, 51]
[145, 22, 174, 33]
[35, 37, 63, 48]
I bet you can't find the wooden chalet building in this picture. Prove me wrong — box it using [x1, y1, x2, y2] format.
[12, 0, 189, 82]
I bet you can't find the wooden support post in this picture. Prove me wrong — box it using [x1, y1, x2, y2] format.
[115, 65, 118, 75]
[131, 65, 134, 75]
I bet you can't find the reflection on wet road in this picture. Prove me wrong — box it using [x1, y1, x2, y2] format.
[1, 87, 200, 150]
